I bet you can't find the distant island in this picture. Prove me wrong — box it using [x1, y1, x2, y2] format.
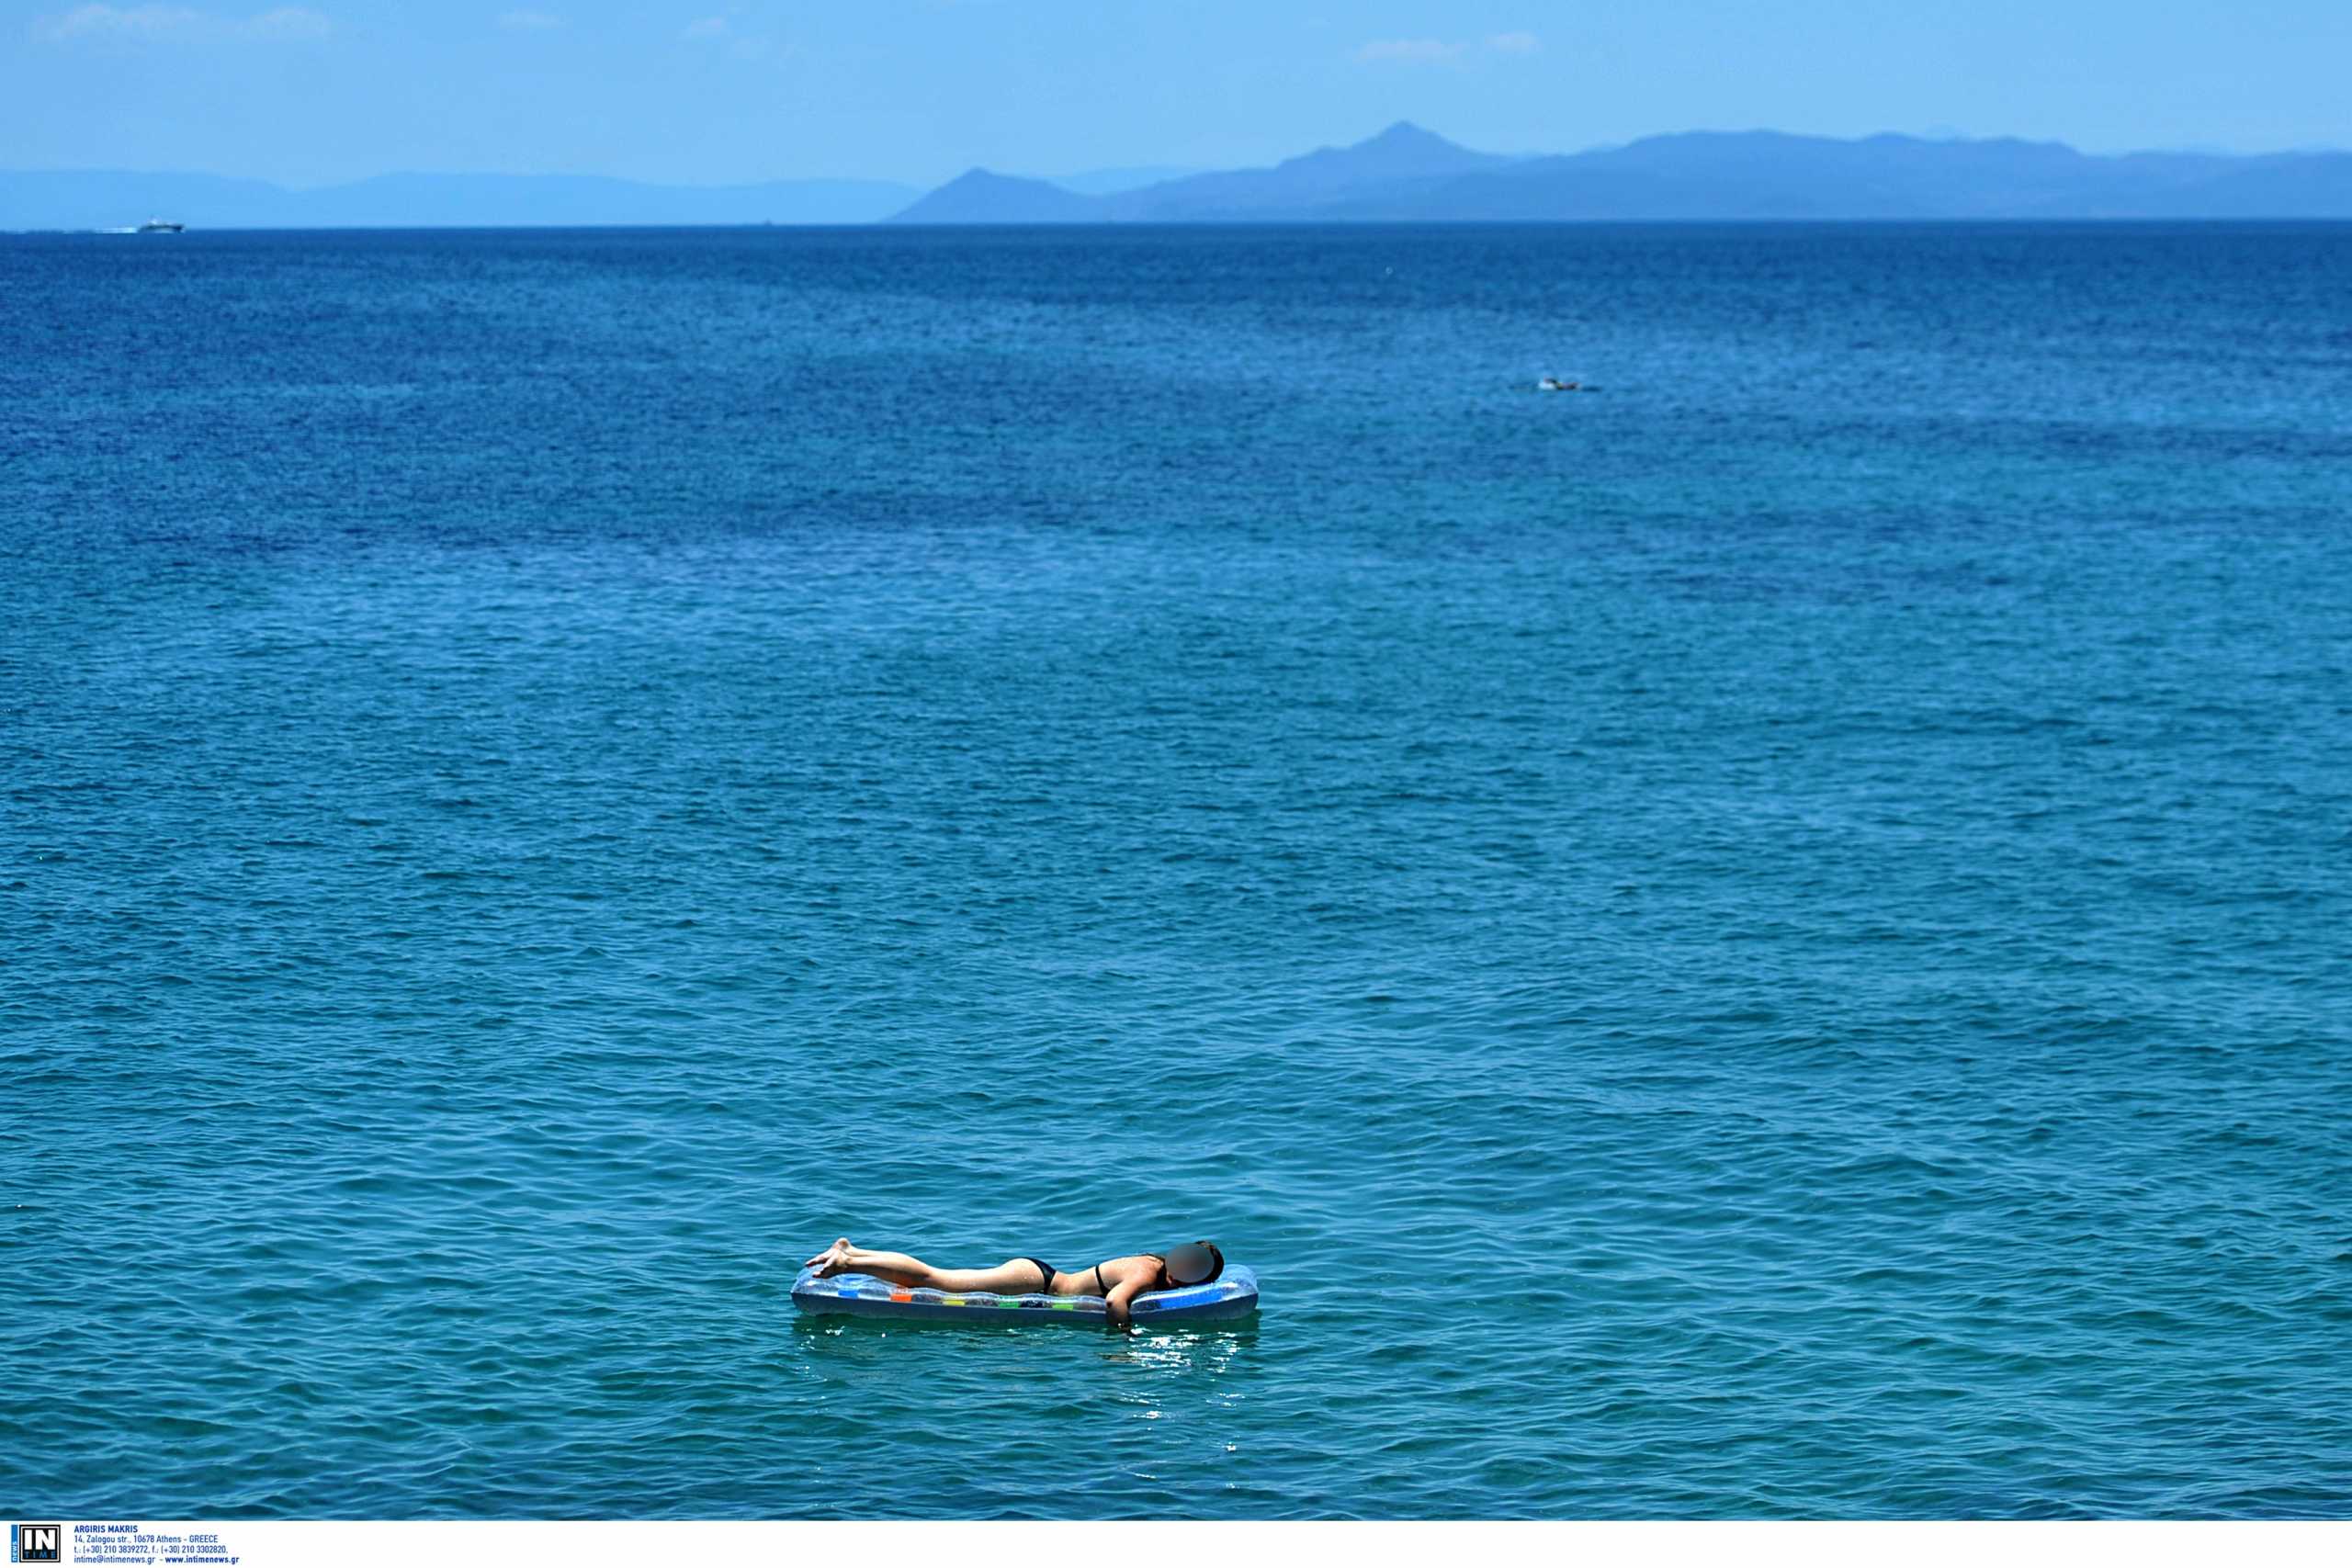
[9, 123, 2352, 231]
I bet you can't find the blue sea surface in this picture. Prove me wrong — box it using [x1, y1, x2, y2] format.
[4, 224, 2350, 1518]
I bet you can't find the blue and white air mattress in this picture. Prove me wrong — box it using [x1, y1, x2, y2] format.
[792, 1265, 1260, 1325]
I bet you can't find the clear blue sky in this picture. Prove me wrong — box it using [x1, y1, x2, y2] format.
[6, 0, 2348, 186]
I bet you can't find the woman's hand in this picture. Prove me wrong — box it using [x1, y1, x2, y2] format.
[1104, 1276, 1144, 1328]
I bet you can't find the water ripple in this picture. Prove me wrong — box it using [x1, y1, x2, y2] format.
[5, 225, 2351, 1517]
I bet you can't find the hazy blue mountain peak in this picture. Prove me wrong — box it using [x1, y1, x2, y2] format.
[888, 167, 1099, 223]
[1272, 120, 1501, 179]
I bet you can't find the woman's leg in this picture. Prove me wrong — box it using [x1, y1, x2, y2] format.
[825, 1248, 939, 1286]
[808, 1242, 1044, 1293]
[924, 1259, 1050, 1293]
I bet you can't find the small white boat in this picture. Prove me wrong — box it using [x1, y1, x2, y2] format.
[136, 218, 186, 233]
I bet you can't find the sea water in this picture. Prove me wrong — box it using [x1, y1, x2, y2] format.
[3, 223, 2349, 1517]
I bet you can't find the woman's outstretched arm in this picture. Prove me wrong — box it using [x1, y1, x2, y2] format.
[1103, 1274, 1149, 1328]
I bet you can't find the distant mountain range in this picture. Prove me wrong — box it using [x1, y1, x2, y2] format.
[10, 123, 2352, 231]
[891, 121, 2352, 223]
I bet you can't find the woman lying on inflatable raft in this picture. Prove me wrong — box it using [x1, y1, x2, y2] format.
[797, 1236, 1257, 1327]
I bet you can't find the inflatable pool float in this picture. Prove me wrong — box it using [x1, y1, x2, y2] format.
[793, 1264, 1260, 1325]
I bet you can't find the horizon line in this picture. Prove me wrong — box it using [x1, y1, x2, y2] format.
[9, 123, 2351, 192]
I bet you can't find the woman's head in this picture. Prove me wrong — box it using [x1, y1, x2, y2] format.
[1161, 1239, 1224, 1286]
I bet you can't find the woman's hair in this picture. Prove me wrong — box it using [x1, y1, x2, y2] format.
[1166, 1239, 1224, 1285]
